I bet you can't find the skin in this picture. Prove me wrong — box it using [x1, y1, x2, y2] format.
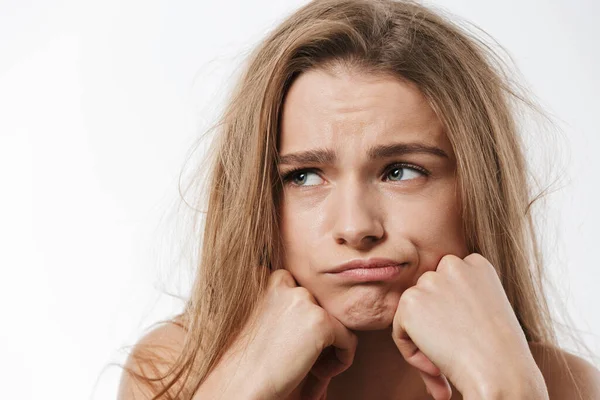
[119, 65, 600, 400]
[120, 65, 600, 400]
[278, 66, 470, 399]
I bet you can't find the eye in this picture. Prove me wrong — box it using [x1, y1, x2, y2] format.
[383, 163, 429, 182]
[280, 163, 429, 187]
[282, 169, 324, 187]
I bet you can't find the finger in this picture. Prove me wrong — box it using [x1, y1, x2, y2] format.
[269, 268, 297, 288]
[328, 314, 358, 372]
[393, 327, 440, 376]
[310, 346, 338, 378]
[300, 372, 331, 400]
[419, 370, 452, 400]
[311, 315, 358, 380]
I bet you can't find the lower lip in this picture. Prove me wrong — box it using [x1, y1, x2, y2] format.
[329, 265, 405, 282]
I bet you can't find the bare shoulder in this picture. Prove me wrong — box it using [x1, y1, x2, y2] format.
[529, 342, 600, 399]
[117, 314, 189, 399]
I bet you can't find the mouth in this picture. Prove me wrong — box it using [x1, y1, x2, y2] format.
[326, 257, 408, 274]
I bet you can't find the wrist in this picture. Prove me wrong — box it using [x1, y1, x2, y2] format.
[193, 349, 270, 400]
[467, 363, 549, 400]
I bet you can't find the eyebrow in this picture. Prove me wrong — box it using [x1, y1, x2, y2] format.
[278, 142, 449, 166]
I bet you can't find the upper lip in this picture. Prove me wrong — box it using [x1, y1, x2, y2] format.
[326, 258, 407, 273]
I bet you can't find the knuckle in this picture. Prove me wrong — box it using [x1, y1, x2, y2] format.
[311, 307, 330, 327]
[399, 287, 420, 313]
[311, 310, 332, 348]
[437, 254, 461, 275]
[439, 253, 460, 266]
[416, 270, 437, 290]
[269, 268, 295, 288]
[464, 252, 484, 263]
[292, 286, 314, 303]
[267, 268, 284, 285]
[464, 253, 497, 274]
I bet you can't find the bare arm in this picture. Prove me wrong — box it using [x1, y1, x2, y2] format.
[117, 321, 190, 399]
[530, 343, 600, 400]
[117, 321, 267, 400]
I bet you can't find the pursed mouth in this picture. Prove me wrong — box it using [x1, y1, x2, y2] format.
[327, 258, 408, 273]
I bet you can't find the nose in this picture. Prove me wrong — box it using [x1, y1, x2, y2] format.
[331, 179, 384, 250]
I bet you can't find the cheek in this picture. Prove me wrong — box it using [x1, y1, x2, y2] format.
[386, 192, 465, 253]
[279, 202, 318, 270]
[423, 200, 461, 237]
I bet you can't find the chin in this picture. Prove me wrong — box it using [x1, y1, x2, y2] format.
[326, 288, 400, 331]
[340, 315, 394, 331]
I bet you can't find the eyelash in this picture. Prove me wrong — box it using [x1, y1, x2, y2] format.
[280, 162, 430, 186]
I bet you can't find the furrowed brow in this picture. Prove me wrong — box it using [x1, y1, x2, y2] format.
[278, 148, 336, 166]
[277, 142, 448, 166]
[367, 142, 449, 159]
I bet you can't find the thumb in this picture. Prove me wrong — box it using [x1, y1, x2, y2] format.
[392, 323, 440, 375]
[419, 370, 452, 400]
[392, 324, 452, 399]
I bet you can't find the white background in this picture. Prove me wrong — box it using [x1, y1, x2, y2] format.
[1, 0, 598, 399]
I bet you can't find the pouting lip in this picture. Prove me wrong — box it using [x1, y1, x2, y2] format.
[326, 258, 408, 273]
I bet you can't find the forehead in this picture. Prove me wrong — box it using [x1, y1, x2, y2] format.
[279, 68, 451, 156]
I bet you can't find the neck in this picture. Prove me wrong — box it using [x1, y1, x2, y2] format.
[325, 326, 428, 400]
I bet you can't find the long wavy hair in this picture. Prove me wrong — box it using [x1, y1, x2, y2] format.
[113, 0, 595, 398]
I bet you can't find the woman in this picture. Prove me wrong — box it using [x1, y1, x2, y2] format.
[117, 0, 600, 399]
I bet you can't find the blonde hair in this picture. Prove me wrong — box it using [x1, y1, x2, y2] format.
[114, 0, 596, 398]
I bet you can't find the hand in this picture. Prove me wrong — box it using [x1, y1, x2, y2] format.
[392, 253, 538, 399]
[229, 268, 358, 400]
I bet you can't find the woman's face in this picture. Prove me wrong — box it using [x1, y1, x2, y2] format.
[278, 68, 469, 331]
